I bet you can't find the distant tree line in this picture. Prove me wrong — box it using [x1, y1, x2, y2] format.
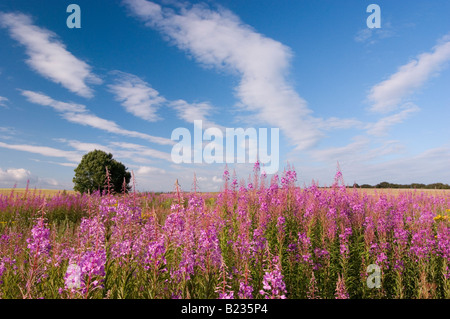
[352, 182, 450, 189]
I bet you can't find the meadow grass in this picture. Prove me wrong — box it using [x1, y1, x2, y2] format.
[0, 188, 76, 196]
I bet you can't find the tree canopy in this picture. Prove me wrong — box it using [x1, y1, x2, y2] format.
[353, 182, 450, 189]
[73, 150, 131, 194]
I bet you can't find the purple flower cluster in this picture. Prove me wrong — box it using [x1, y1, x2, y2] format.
[143, 240, 166, 272]
[0, 261, 5, 284]
[64, 249, 106, 294]
[218, 291, 234, 299]
[410, 229, 435, 261]
[26, 217, 51, 259]
[334, 275, 349, 299]
[297, 232, 313, 265]
[238, 281, 253, 299]
[197, 226, 222, 271]
[259, 257, 287, 299]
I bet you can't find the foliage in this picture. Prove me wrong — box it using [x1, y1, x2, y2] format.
[354, 182, 450, 189]
[73, 150, 131, 194]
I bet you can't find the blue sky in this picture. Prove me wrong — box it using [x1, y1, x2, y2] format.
[0, 0, 449, 191]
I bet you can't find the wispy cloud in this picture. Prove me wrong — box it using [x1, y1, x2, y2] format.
[0, 12, 101, 98]
[314, 117, 364, 131]
[108, 71, 220, 128]
[170, 99, 219, 128]
[0, 126, 16, 140]
[20, 90, 87, 113]
[30, 158, 78, 168]
[21, 90, 173, 146]
[62, 139, 114, 154]
[366, 103, 420, 136]
[0, 141, 81, 162]
[0, 96, 8, 108]
[123, 0, 329, 150]
[58, 138, 171, 162]
[368, 35, 450, 113]
[135, 165, 166, 175]
[307, 136, 405, 165]
[108, 71, 165, 122]
[111, 142, 172, 161]
[354, 22, 395, 45]
[308, 136, 371, 163]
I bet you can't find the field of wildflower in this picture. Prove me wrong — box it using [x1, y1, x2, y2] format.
[1, 164, 450, 299]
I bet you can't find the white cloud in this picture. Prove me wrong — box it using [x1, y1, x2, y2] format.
[212, 175, 222, 183]
[21, 90, 86, 113]
[136, 165, 166, 175]
[21, 90, 173, 146]
[354, 29, 373, 43]
[0, 12, 101, 98]
[108, 71, 165, 122]
[366, 103, 420, 136]
[0, 167, 65, 189]
[306, 137, 406, 168]
[0, 141, 81, 162]
[55, 138, 171, 164]
[354, 22, 395, 45]
[368, 36, 450, 113]
[0, 126, 15, 140]
[0, 168, 32, 183]
[64, 140, 114, 154]
[314, 117, 364, 131]
[123, 0, 326, 150]
[170, 99, 219, 128]
[50, 162, 77, 168]
[111, 142, 172, 161]
[108, 71, 220, 128]
[62, 112, 171, 145]
[308, 136, 371, 163]
[0, 96, 8, 108]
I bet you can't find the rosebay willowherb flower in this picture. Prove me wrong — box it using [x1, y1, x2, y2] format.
[335, 274, 349, 299]
[143, 239, 167, 272]
[27, 217, 51, 258]
[259, 256, 287, 299]
[238, 281, 253, 299]
[79, 249, 107, 293]
[0, 261, 5, 285]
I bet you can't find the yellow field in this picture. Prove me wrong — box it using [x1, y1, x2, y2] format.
[0, 188, 77, 196]
[352, 188, 450, 197]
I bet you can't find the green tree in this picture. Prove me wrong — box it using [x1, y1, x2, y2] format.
[73, 150, 131, 194]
